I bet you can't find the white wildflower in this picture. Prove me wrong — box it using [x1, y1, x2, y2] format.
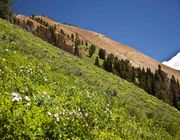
[24, 96, 30, 101]
[26, 103, 31, 106]
[19, 66, 22, 68]
[12, 92, 19, 97]
[57, 117, 60, 121]
[43, 91, 47, 95]
[79, 112, 83, 118]
[61, 109, 65, 115]
[60, 111, 65, 115]
[87, 92, 91, 99]
[54, 113, 60, 121]
[47, 111, 52, 116]
[12, 97, 21, 102]
[54, 113, 58, 117]
[44, 77, 48, 81]
[12, 92, 22, 102]
[85, 112, 88, 117]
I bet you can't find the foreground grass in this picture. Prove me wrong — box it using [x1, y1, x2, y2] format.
[0, 18, 180, 139]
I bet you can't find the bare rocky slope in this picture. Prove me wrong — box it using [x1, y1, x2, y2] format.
[17, 15, 180, 81]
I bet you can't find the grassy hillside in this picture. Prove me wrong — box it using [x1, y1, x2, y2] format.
[0, 18, 180, 139]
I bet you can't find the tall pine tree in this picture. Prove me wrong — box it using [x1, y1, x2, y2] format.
[89, 45, 96, 57]
[95, 57, 100, 67]
[98, 48, 106, 60]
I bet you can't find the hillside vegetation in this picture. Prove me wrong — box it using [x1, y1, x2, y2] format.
[13, 15, 180, 110]
[0, 18, 180, 139]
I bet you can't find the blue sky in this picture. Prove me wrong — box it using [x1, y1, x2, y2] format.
[13, 0, 180, 62]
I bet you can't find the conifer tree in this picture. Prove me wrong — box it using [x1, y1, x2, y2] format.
[131, 67, 136, 83]
[95, 57, 100, 66]
[31, 14, 35, 19]
[98, 48, 106, 60]
[53, 25, 57, 30]
[71, 34, 74, 42]
[27, 20, 34, 30]
[89, 45, 96, 57]
[44, 22, 49, 27]
[170, 76, 179, 109]
[113, 57, 120, 74]
[0, 0, 13, 20]
[81, 40, 84, 45]
[60, 29, 65, 35]
[103, 54, 114, 72]
[67, 34, 70, 39]
[74, 46, 79, 56]
[75, 39, 81, 47]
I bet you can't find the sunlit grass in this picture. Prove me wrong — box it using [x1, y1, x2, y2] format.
[0, 18, 180, 139]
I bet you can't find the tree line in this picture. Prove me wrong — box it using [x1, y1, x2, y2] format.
[95, 49, 180, 110]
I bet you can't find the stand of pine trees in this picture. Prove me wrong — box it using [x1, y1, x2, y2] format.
[96, 52, 180, 110]
[12, 16, 84, 57]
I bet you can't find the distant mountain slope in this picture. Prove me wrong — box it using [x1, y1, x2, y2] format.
[0, 18, 180, 139]
[163, 53, 180, 71]
[22, 15, 179, 81]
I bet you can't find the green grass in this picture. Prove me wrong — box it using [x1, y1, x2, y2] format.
[0, 18, 180, 139]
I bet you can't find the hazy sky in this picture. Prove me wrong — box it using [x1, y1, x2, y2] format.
[13, 0, 180, 62]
